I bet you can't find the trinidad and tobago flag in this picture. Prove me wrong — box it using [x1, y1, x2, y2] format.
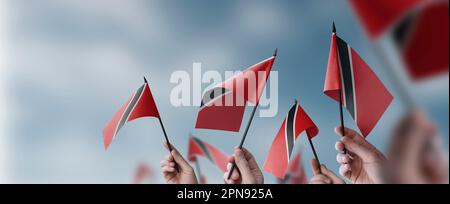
[349, 0, 449, 80]
[278, 152, 308, 184]
[263, 103, 318, 179]
[324, 24, 393, 137]
[195, 50, 277, 132]
[103, 78, 160, 150]
[188, 136, 228, 172]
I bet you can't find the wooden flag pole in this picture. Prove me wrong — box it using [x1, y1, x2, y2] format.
[145, 76, 179, 171]
[227, 48, 278, 180]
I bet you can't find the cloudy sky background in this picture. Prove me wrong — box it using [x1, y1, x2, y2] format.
[0, 0, 448, 183]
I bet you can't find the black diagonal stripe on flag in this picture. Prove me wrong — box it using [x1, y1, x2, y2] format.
[114, 84, 145, 137]
[200, 87, 229, 109]
[285, 104, 297, 161]
[336, 36, 356, 120]
[393, 11, 418, 49]
[193, 137, 213, 162]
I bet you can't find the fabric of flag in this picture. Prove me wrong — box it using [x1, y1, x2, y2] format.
[262, 103, 318, 179]
[103, 81, 160, 150]
[132, 163, 152, 184]
[278, 153, 308, 184]
[195, 53, 276, 132]
[187, 136, 228, 172]
[349, 0, 449, 80]
[324, 31, 393, 137]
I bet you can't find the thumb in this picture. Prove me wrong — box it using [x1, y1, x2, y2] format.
[234, 149, 252, 177]
[321, 165, 344, 184]
[164, 143, 191, 171]
[310, 159, 321, 176]
[341, 136, 378, 162]
[171, 149, 193, 172]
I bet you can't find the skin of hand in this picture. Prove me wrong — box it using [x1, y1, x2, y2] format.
[223, 147, 264, 184]
[160, 143, 198, 184]
[335, 126, 387, 184]
[309, 159, 345, 184]
[199, 175, 207, 184]
[386, 109, 449, 184]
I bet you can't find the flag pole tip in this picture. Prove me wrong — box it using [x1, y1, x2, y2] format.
[273, 48, 278, 57]
[143, 76, 148, 83]
[294, 99, 298, 104]
[332, 22, 336, 33]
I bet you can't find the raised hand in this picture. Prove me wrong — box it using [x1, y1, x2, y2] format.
[160, 143, 198, 184]
[309, 159, 345, 184]
[335, 126, 386, 184]
[224, 147, 264, 184]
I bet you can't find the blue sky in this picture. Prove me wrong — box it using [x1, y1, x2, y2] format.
[2, 0, 448, 183]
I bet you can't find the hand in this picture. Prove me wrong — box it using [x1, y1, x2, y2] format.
[224, 147, 264, 184]
[386, 109, 449, 184]
[309, 159, 345, 184]
[160, 143, 198, 184]
[199, 175, 207, 184]
[335, 126, 386, 184]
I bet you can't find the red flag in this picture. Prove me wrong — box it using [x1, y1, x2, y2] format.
[349, 0, 449, 80]
[278, 152, 308, 184]
[132, 163, 153, 184]
[188, 136, 228, 172]
[324, 31, 393, 137]
[103, 79, 160, 150]
[195, 52, 277, 132]
[349, 0, 423, 39]
[263, 103, 318, 179]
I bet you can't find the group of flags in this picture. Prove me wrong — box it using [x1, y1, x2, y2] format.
[349, 0, 448, 81]
[102, 0, 448, 183]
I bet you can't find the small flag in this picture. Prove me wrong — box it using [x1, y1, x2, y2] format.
[263, 103, 318, 179]
[188, 136, 228, 172]
[324, 27, 393, 137]
[278, 152, 308, 184]
[103, 79, 160, 150]
[132, 163, 153, 184]
[349, 0, 449, 80]
[195, 52, 277, 132]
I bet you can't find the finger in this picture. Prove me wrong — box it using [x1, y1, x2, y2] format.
[240, 147, 258, 168]
[231, 169, 240, 180]
[310, 175, 331, 184]
[227, 163, 233, 171]
[160, 160, 168, 168]
[340, 135, 382, 162]
[162, 165, 176, 173]
[223, 172, 237, 184]
[234, 149, 252, 177]
[336, 153, 351, 164]
[335, 141, 345, 152]
[310, 159, 321, 175]
[321, 165, 345, 184]
[339, 164, 351, 178]
[335, 126, 359, 138]
[225, 162, 240, 181]
[163, 142, 171, 151]
[170, 148, 191, 171]
[165, 154, 173, 162]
